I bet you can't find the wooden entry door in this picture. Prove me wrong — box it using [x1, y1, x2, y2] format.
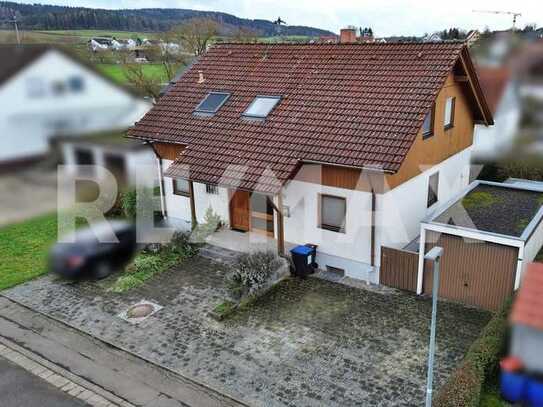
[230, 190, 250, 231]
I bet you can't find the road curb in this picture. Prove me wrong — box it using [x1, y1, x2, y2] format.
[0, 295, 249, 407]
[0, 335, 135, 407]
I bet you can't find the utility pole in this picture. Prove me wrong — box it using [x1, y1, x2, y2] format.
[424, 246, 443, 407]
[13, 16, 20, 45]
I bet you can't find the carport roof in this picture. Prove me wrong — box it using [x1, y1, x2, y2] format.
[429, 181, 543, 239]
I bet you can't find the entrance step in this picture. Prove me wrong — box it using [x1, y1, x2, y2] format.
[199, 244, 241, 265]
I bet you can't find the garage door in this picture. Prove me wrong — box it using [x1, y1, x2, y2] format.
[424, 232, 518, 311]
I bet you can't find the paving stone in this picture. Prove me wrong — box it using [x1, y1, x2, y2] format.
[3, 255, 491, 406]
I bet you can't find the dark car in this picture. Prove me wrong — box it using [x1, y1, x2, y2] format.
[49, 220, 137, 279]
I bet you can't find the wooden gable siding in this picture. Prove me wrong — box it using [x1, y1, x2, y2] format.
[385, 72, 476, 189]
[153, 142, 185, 161]
[292, 164, 383, 193]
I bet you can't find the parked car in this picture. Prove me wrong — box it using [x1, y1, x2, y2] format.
[49, 220, 137, 279]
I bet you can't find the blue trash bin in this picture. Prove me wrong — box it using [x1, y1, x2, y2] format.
[526, 377, 543, 407]
[290, 245, 315, 278]
[500, 370, 526, 403]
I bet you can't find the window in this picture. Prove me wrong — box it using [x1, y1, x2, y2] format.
[205, 184, 218, 194]
[172, 179, 190, 196]
[422, 104, 435, 139]
[427, 172, 439, 208]
[243, 96, 281, 118]
[319, 194, 346, 233]
[69, 76, 85, 92]
[444, 97, 456, 129]
[194, 92, 230, 114]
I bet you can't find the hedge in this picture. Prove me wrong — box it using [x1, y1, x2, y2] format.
[434, 297, 513, 407]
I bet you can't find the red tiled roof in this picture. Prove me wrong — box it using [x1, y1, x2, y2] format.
[477, 66, 510, 114]
[129, 42, 490, 193]
[511, 263, 543, 330]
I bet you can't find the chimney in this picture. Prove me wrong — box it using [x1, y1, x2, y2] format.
[339, 27, 357, 44]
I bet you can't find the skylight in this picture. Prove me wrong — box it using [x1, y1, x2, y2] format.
[194, 92, 230, 114]
[243, 96, 281, 118]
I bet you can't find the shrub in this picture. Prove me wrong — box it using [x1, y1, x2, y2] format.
[191, 207, 223, 243]
[168, 230, 199, 258]
[121, 189, 138, 220]
[226, 251, 283, 300]
[434, 297, 513, 407]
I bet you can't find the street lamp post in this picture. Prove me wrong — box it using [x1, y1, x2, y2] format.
[424, 246, 443, 407]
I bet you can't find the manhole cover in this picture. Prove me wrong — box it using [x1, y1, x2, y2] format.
[118, 300, 163, 324]
[126, 304, 154, 319]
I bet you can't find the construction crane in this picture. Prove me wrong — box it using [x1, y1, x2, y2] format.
[473, 9, 522, 29]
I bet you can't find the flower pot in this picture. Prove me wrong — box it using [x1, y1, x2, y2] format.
[500, 370, 526, 403]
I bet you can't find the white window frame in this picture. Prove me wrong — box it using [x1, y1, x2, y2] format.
[242, 95, 281, 119]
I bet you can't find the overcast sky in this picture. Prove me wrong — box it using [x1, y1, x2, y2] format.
[15, 0, 541, 36]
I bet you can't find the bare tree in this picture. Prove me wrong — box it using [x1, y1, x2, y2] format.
[123, 63, 161, 99]
[168, 18, 220, 56]
[144, 45, 186, 82]
[230, 27, 260, 43]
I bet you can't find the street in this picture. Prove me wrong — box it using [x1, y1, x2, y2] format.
[0, 356, 87, 407]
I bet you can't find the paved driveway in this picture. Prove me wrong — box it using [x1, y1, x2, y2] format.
[3, 257, 491, 406]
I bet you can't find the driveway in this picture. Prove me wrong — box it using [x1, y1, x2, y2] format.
[2, 256, 491, 406]
[0, 168, 57, 227]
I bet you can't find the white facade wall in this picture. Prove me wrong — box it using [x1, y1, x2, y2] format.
[0, 49, 150, 162]
[511, 325, 543, 374]
[281, 179, 375, 281]
[376, 147, 472, 260]
[161, 147, 472, 284]
[473, 82, 520, 160]
[523, 218, 543, 267]
[161, 159, 230, 227]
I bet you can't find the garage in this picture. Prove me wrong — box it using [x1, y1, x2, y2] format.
[417, 180, 543, 311]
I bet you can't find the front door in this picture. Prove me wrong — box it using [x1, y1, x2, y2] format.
[230, 190, 250, 231]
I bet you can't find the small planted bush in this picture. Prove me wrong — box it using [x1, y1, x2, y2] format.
[191, 207, 223, 243]
[227, 251, 283, 300]
[110, 231, 199, 293]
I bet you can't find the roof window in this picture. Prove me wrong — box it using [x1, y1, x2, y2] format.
[243, 96, 281, 119]
[194, 92, 230, 114]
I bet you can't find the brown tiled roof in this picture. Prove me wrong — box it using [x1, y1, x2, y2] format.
[477, 66, 510, 114]
[128, 42, 491, 193]
[511, 262, 543, 330]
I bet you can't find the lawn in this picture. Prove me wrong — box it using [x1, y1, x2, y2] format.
[97, 63, 174, 85]
[0, 213, 58, 291]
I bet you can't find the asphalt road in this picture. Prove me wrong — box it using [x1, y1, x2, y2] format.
[0, 356, 88, 407]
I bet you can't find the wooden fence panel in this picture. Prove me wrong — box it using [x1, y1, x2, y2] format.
[380, 246, 419, 292]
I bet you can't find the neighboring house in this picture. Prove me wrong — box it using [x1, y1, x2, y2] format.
[508, 40, 543, 100]
[0, 45, 151, 167]
[88, 37, 113, 52]
[416, 180, 543, 310]
[472, 67, 521, 160]
[128, 41, 493, 284]
[510, 262, 543, 373]
[423, 33, 443, 42]
[59, 131, 157, 187]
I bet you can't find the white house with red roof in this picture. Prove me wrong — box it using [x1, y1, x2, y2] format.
[129, 34, 493, 285]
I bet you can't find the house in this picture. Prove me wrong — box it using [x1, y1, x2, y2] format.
[472, 67, 521, 160]
[128, 40, 493, 285]
[415, 180, 543, 310]
[0, 45, 151, 168]
[508, 40, 543, 100]
[510, 262, 543, 373]
[59, 131, 157, 188]
[88, 37, 113, 52]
